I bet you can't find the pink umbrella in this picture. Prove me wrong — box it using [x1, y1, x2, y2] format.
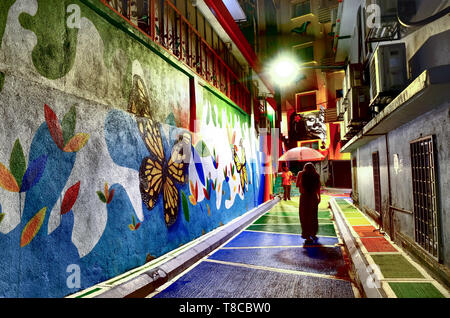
[278, 147, 325, 162]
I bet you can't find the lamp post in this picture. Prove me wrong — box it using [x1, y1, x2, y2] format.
[266, 53, 301, 173]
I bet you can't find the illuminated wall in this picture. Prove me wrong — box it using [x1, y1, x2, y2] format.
[0, 0, 264, 297]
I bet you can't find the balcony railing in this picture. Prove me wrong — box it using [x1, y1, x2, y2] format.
[101, 0, 251, 113]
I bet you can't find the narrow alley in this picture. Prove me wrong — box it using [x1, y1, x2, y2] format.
[149, 189, 359, 298]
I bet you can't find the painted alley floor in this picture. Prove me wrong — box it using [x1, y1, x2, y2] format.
[148, 192, 360, 298]
[332, 198, 450, 298]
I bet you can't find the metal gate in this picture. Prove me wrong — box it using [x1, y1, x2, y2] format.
[410, 135, 440, 260]
[372, 151, 382, 214]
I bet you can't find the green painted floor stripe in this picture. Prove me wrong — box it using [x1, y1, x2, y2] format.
[75, 287, 102, 298]
[343, 212, 363, 218]
[371, 254, 424, 279]
[266, 211, 332, 219]
[246, 223, 337, 236]
[388, 282, 445, 298]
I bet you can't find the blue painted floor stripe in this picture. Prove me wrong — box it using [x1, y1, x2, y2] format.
[208, 246, 349, 277]
[154, 261, 355, 298]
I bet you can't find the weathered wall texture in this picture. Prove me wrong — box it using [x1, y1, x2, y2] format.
[0, 0, 264, 297]
[352, 101, 450, 266]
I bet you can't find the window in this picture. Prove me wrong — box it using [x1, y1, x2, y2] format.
[292, 1, 311, 18]
[294, 45, 314, 63]
[410, 136, 440, 259]
[296, 92, 317, 112]
[299, 141, 319, 150]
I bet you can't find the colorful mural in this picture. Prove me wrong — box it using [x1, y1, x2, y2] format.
[288, 106, 327, 149]
[0, 0, 266, 297]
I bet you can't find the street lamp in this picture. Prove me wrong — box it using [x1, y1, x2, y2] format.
[267, 54, 301, 88]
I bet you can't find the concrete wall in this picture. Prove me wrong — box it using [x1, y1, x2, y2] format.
[0, 0, 265, 297]
[352, 101, 450, 266]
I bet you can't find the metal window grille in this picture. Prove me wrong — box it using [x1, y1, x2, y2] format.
[372, 151, 382, 214]
[410, 135, 440, 259]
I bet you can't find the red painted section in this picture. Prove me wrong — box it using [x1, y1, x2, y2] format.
[360, 237, 398, 252]
[352, 226, 385, 237]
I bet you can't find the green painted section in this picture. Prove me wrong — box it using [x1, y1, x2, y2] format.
[254, 215, 333, 225]
[371, 254, 425, 279]
[254, 216, 299, 224]
[75, 287, 102, 298]
[388, 282, 445, 298]
[0, 0, 16, 49]
[19, 0, 78, 79]
[266, 210, 331, 219]
[0, 72, 5, 92]
[201, 88, 250, 135]
[246, 223, 336, 236]
[343, 211, 363, 218]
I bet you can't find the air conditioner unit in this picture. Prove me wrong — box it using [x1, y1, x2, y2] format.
[347, 63, 364, 88]
[347, 86, 370, 125]
[369, 43, 407, 111]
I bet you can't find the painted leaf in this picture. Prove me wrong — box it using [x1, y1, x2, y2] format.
[128, 224, 135, 231]
[195, 161, 205, 186]
[189, 195, 197, 206]
[44, 104, 64, 150]
[0, 162, 19, 192]
[132, 215, 136, 226]
[20, 207, 47, 248]
[192, 146, 205, 185]
[0, 213, 5, 224]
[97, 191, 107, 203]
[189, 180, 195, 197]
[63, 133, 90, 152]
[203, 187, 209, 200]
[107, 189, 115, 204]
[195, 140, 210, 157]
[104, 182, 109, 202]
[207, 204, 211, 216]
[61, 105, 76, 145]
[20, 155, 47, 193]
[211, 105, 217, 126]
[60, 181, 81, 215]
[181, 190, 189, 222]
[195, 181, 198, 200]
[134, 223, 141, 230]
[9, 139, 26, 188]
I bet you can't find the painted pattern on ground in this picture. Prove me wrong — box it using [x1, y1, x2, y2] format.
[333, 198, 449, 298]
[151, 193, 358, 298]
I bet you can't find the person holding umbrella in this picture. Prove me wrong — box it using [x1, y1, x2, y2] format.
[296, 162, 321, 244]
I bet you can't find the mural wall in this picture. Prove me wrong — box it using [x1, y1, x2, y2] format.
[0, 0, 264, 297]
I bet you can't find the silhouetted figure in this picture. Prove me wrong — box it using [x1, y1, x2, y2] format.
[281, 165, 293, 201]
[296, 162, 321, 244]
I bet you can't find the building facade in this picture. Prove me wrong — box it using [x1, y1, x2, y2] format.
[335, 0, 450, 286]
